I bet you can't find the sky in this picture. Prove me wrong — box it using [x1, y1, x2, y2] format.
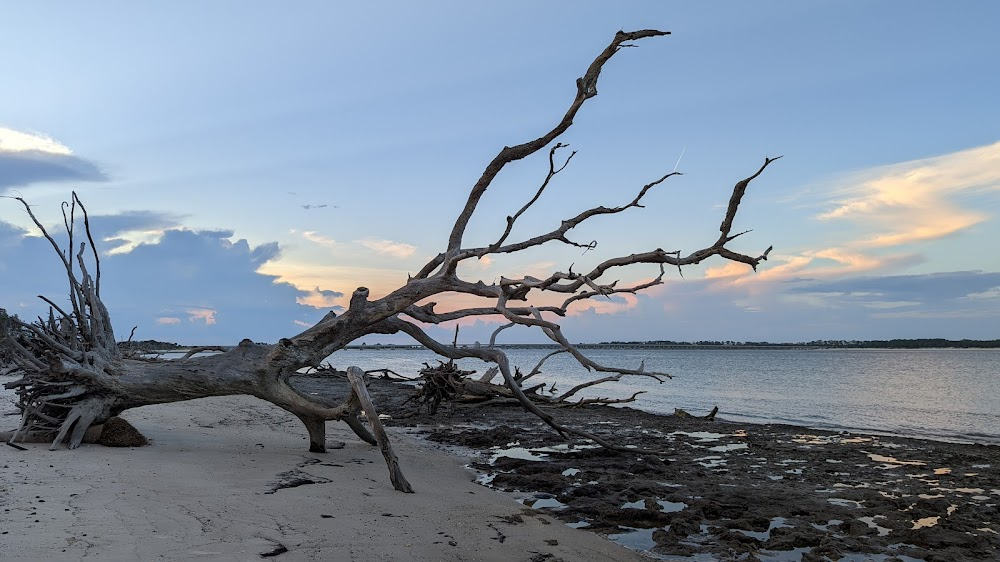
[1, 2, 998, 345]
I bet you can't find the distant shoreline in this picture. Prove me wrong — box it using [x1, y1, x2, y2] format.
[116, 338, 1000, 352]
[344, 340, 1000, 351]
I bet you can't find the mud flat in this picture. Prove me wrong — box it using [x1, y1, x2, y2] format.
[354, 377, 1000, 562]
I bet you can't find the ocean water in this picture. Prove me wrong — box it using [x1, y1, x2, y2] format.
[3, 348, 998, 444]
[327, 347, 1000, 445]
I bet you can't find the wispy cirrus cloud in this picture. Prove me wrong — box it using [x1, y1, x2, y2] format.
[296, 229, 337, 249]
[703, 141, 999, 293]
[818, 140, 1000, 247]
[0, 127, 107, 191]
[356, 238, 417, 258]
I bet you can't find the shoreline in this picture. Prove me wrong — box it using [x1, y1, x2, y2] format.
[4, 376, 999, 560]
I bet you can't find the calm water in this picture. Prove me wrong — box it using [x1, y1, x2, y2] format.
[3, 348, 998, 444]
[329, 347, 1000, 445]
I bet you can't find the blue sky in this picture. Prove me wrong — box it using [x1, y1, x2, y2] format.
[1, 2, 998, 345]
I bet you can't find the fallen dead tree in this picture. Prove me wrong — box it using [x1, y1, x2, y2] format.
[2, 29, 778, 490]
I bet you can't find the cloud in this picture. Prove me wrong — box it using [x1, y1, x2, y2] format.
[0, 218, 331, 344]
[356, 238, 417, 258]
[818, 140, 1000, 248]
[299, 230, 337, 249]
[185, 307, 217, 325]
[296, 286, 345, 309]
[965, 286, 1000, 300]
[785, 271, 1000, 302]
[702, 143, 1000, 295]
[0, 128, 73, 154]
[0, 127, 107, 191]
[86, 210, 183, 255]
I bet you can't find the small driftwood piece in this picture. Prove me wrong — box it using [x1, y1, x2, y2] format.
[673, 406, 719, 421]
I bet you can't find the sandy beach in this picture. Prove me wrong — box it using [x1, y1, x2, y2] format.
[1, 395, 646, 561]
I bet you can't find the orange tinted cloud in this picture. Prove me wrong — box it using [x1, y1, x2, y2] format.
[819, 140, 999, 247]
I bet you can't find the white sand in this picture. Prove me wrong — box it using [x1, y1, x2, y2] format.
[1, 396, 646, 561]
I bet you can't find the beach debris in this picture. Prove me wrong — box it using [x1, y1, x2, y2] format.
[97, 416, 148, 447]
[259, 543, 288, 558]
[404, 360, 479, 414]
[672, 406, 719, 421]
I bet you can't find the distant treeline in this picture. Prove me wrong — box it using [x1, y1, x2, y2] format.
[118, 339, 186, 351]
[599, 339, 1000, 349]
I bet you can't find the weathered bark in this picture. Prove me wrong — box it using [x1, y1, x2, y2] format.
[3, 29, 780, 490]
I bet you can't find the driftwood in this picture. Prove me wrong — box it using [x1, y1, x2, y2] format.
[2, 29, 778, 487]
[345, 367, 412, 493]
[673, 406, 720, 421]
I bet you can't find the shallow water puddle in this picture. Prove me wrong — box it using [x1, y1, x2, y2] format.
[520, 493, 567, 510]
[791, 434, 872, 445]
[811, 519, 843, 531]
[608, 526, 659, 551]
[670, 431, 725, 441]
[708, 443, 749, 453]
[756, 546, 812, 562]
[565, 520, 590, 529]
[859, 515, 891, 536]
[692, 455, 726, 468]
[828, 498, 864, 509]
[736, 517, 791, 542]
[932, 486, 985, 494]
[658, 500, 687, 513]
[475, 472, 497, 485]
[561, 468, 580, 477]
[488, 441, 600, 464]
[534, 443, 601, 453]
[489, 446, 548, 463]
[838, 554, 926, 562]
[621, 499, 688, 513]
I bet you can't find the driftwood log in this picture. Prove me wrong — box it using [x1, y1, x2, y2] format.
[2, 29, 778, 489]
